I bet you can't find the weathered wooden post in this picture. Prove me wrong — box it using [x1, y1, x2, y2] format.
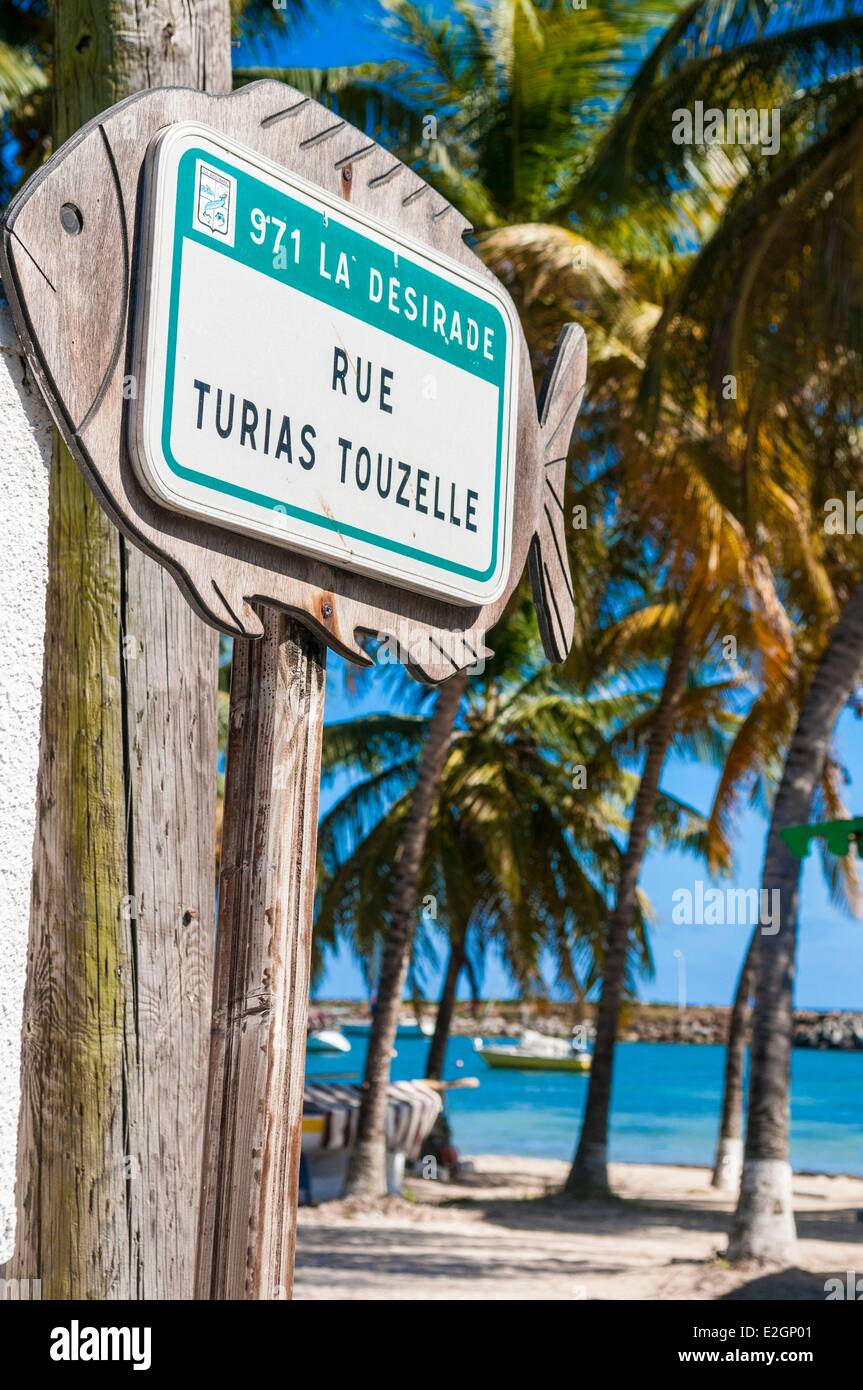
[2, 1, 227, 1300]
[196, 610, 325, 1299]
[1, 84, 586, 1298]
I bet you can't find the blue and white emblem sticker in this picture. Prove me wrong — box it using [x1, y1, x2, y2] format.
[194, 160, 236, 245]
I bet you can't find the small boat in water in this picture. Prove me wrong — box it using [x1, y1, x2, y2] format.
[474, 1029, 591, 1073]
[306, 1028, 351, 1055]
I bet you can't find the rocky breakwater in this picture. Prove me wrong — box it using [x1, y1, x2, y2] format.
[793, 1011, 863, 1051]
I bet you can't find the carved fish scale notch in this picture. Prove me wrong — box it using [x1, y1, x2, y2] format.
[1, 82, 586, 684]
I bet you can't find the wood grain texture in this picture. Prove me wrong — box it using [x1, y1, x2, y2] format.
[9, 437, 129, 1298]
[4, 0, 227, 1299]
[529, 323, 587, 664]
[1, 81, 586, 684]
[195, 609, 325, 1301]
[120, 567, 218, 1294]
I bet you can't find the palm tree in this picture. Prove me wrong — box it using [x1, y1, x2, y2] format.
[477, 121, 801, 1203]
[342, 668, 467, 1196]
[317, 598, 572, 1203]
[229, 0, 651, 1197]
[316, 659, 666, 961]
[314, 610, 660, 1198]
[0, 1, 49, 200]
[240, 0, 863, 1209]
[315, 611, 742, 1133]
[566, 609, 788, 1194]
[576, 0, 863, 1236]
[727, 582, 863, 1259]
[710, 929, 757, 1188]
[314, 672, 654, 1187]
[708, 705, 860, 1190]
[329, 0, 751, 1203]
[536, 317, 794, 1198]
[236, 0, 670, 226]
[483, 0, 863, 1202]
[229, 0, 700, 1200]
[424, 923, 470, 1081]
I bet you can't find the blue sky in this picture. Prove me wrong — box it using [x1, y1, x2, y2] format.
[236, 4, 863, 1011]
[236, 1, 415, 69]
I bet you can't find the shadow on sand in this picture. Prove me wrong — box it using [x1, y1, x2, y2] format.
[294, 1167, 863, 1299]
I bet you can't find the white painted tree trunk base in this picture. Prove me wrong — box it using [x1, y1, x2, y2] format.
[711, 1136, 743, 1191]
[728, 1159, 798, 1264]
[0, 296, 51, 1264]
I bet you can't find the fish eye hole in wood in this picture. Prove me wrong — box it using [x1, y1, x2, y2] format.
[59, 202, 83, 235]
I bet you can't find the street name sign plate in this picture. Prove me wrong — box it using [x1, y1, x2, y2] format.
[131, 124, 519, 607]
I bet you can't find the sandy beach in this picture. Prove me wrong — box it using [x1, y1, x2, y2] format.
[294, 1157, 863, 1300]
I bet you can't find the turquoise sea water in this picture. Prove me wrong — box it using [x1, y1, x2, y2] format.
[305, 1036, 863, 1175]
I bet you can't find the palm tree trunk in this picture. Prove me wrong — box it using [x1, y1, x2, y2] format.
[344, 670, 467, 1198]
[566, 620, 691, 1197]
[728, 578, 863, 1262]
[425, 927, 466, 1081]
[711, 928, 758, 1190]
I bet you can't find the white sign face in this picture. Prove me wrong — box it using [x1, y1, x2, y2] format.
[131, 123, 519, 606]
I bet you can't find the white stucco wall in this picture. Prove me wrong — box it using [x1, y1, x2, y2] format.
[0, 292, 51, 1263]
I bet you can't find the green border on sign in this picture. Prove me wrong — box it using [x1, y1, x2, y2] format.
[158, 145, 509, 583]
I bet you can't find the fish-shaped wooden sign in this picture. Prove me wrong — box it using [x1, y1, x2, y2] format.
[0, 82, 585, 684]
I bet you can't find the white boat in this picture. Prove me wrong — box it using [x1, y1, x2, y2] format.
[474, 1029, 591, 1074]
[342, 1017, 433, 1040]
[306, 1028, 351, 1054]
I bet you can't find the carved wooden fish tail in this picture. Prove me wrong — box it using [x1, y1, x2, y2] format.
[529, 323, 587, 664]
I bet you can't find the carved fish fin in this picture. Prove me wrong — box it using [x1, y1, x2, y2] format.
[405, 631, 494, 687]
[205, 581, 266, 638]
[355, 621, 493, 686]
[529, 323, 587, 664]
